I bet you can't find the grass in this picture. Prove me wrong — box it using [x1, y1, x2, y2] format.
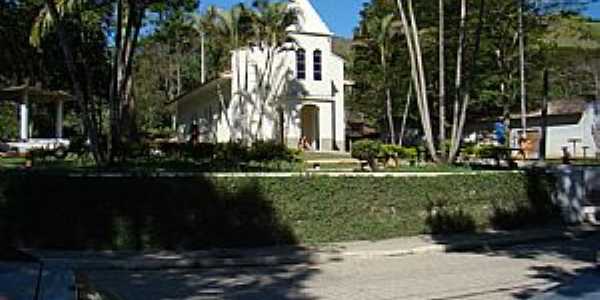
[300, 151, 352, 161]
[385, 164, 474, 173]
[588, 21, 600, 42]
[0, 157, 26, 169]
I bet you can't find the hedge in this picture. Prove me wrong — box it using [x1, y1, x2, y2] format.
[0, 171, 559, 250]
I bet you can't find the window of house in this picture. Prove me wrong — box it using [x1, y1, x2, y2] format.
[296, 49, 306, 80]
[313, 50, 322, 81]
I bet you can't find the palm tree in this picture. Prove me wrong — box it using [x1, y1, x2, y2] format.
[30, 0, 105, 163]
[250, 0, 297, 49]
[248, 0, 298, 141]
[32, 0, 146, 163]
[356, 13, 402, 145]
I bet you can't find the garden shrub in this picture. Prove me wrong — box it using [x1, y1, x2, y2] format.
[351, 139, 382, 170]
[475, 144, 510, 159]
[398, 147, 418, 161]
[188, 143, 216, 161]
[249, 140, 298, 162]
[214, 142, 249, 162]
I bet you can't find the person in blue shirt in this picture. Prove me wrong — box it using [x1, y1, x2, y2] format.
[494, 117, 506, 146]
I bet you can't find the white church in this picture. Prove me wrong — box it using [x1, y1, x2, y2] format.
[175, 0, 346, 151]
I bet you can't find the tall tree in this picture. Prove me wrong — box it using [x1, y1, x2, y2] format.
[32, 0, 107, 162]
[356, 13, 402, 144]
[31, 0, 198, 163]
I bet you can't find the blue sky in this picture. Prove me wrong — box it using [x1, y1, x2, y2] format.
[584, 2, 600, 19]
[199, 0, 600, 38]
[199, 0, 370, 37]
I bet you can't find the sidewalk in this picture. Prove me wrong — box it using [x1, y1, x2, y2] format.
[29, 226, 599, 271]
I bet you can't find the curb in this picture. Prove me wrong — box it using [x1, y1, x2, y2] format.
[35, 227, 598, 271]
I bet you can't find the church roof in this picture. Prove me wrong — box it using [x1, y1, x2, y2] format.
[288, 0, 333, 36]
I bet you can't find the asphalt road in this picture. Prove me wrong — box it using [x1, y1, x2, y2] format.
[86, 234, 600, 300]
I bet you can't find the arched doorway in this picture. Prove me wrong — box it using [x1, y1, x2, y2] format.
[301, 105, 320, 151]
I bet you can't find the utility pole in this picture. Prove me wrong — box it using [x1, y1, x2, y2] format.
[540, 69, 549, 160]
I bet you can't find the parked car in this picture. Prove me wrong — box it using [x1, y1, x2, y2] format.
[0, 248, 76, 300]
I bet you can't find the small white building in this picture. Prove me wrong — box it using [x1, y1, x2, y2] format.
[509, 99, 600, 159]
[175, 0, 346, 151]
[0, 84, 70, 153]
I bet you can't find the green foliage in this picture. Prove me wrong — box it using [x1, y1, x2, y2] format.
[0, 171, 560, 249]
[188, 143, 217, 161]
[214, 141, 249, 162]
[353, 140, 418, 163]
[0, 104, 17, 140]
[398, 147, 418, 160]
[249, 140, 299, 162]
[380, 144, 399, 159]
[473, 144, 511, 159]
[351, 139, 383, 161]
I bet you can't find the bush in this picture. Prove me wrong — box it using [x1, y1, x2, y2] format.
[380, 144, 402, 160]
[351, 139, 382, 170]
[188, 143, 216, 161]
[474, 145, 511, 160]
[0, 171, 559, 250]
[30, 148, 59, 164]
[215, 142, 249, 162]
[398, 147, 418, 161]
[249, 140, 298, 162]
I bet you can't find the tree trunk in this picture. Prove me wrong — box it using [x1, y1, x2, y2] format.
[382, 53, 395, 145]
[518, 0, 527, 139]
[119, 2, 142, 144]
[448, 0, 486, 162]
[451, 0, 467, 154]
[109, 0, 124, 161]
[438, 0, 446, 157]
[540, 69, 549, 160]
[399, 84, 412, 147]
[386, 87, 396, 144]
[396, 0, 439, 162]
[45, 0, 104, 163]
[408, 0, 439, 161]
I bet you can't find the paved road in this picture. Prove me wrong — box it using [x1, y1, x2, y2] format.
[86, 234, 600, 300]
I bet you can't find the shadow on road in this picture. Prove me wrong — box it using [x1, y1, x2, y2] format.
[425, 169, 600, 299]
[88, 264, 321, 300]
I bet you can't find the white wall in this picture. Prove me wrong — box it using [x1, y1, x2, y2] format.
[545, 105, 598, 158]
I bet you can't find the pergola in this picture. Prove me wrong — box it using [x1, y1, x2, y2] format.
[0, 84, 73, 141]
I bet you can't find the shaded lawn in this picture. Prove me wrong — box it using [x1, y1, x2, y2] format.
[0, 157, 25, 170]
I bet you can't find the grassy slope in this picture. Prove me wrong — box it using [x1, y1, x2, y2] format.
[0, 171, 557, 250]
